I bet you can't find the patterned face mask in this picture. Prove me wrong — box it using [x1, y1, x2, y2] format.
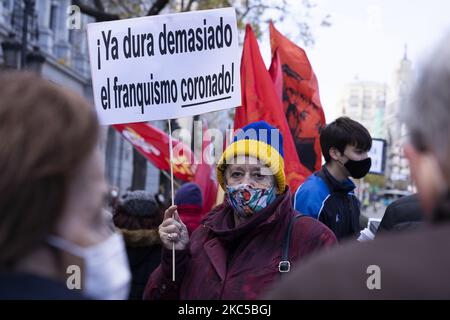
[226, 184, 276, 218]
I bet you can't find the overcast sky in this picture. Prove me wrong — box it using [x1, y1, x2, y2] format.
[259, 0, 450, 122]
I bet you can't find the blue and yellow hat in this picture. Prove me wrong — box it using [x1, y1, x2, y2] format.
[216, 121, 286, 193]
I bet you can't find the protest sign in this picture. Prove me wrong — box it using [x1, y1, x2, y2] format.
[87, 8, 241, 125]
[368, 138, 386, 175]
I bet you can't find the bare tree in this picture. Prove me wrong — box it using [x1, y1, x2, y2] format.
[74, 0, 330, 45]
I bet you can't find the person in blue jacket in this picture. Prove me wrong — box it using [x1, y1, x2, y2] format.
[294, 117, 372, 241]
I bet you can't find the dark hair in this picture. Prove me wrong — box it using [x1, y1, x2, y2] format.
[320, 117, 372, 162]
[0, 72, 99, 267]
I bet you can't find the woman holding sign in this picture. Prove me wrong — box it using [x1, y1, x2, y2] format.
[143, 121, 337, 300]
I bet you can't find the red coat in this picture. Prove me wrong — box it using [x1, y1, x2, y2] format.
[143, 188, 337, 300]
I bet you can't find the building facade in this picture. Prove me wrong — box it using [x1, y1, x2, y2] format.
[337, 49, 415, 191]
[384, 49, 415, 190]
[338, 80, 387, 139]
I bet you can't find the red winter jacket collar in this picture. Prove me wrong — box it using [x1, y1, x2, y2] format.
[144, 188, 337, 300]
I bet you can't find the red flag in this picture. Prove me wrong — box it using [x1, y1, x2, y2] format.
[194, 120, 218, 216]
[113, 122, 194, 182]
[269, 22, 326, 176]
[234, 25, 308, 191]
[268, 48, 283, 101]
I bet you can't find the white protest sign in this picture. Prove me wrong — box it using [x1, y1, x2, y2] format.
[368, 138, 386, 175]
[87, 8, 241, 125]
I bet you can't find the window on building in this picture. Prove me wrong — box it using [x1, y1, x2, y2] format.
[49, 3, 58, 31]
[363, 103, 371, 110]
[2, 0, 13, 11]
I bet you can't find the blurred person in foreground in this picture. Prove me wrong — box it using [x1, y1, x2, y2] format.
[266, 35, 450, 299]
[0, 72, 131, 299]
[144, 121, 337, 300]
[113, 191, 163, 299]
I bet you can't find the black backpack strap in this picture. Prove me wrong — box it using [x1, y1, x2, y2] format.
[279, 214, 303, 273]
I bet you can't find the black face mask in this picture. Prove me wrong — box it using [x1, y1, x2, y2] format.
[343, 156, 372, 179]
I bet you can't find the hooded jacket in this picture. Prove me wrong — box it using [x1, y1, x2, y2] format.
[143, 188, 337, 300]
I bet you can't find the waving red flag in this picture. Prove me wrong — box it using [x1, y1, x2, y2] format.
[194, 120, 218, 216]
[113, 123, 194, 182]
[268, 48, 283, 101]
[269, 22, 326, 176]
[234, 25, 308, 191]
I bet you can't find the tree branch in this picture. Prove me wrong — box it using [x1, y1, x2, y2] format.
[184, 0, 195, 12]
[113, 0, 136, 17]
[147, 0, 170, 16]
[93, 0, 105, 12]
[72, 0, 119, 21]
